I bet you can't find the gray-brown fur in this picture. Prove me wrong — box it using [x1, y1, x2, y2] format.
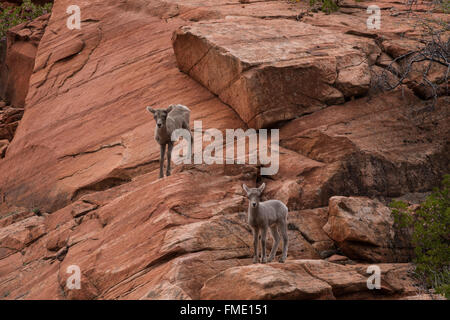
[243, 183, 289, 263]
[146, 104, 191, 178]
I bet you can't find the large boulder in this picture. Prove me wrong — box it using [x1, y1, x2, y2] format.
[323, 196, 414, 262]
[172, 16, 379, 128]
[0, 215, 46, 259]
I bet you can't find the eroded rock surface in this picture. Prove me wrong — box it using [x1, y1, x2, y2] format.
[0, 0, 447, 300]
[200, 260, 420, 300]
[323, 196, 413, 262]
[0, 13, 50, 107]
[173, 16, 377, 128]
[278, 91, 449, 209]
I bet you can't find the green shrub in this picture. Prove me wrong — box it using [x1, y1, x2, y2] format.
[290, 0, 340, 14]
[390, 174, 450, 298]
[0, 0, 52, 44]
[310, 0, 339, 13]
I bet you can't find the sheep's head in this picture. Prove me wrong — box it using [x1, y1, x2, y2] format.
[243, 183, 265, 208]
[146, 105, 173, 129]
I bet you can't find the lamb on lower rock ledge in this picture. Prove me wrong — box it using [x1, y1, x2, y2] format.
[243, 183, 289, 263]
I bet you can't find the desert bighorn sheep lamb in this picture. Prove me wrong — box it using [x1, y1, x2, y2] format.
[146, 104, 191, 178]
[243, 183, 289, 263]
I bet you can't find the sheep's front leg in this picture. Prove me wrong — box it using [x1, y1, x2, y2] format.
[166, 142, 173, 176]
[252, 228, 259, 264]
[268, 226, 280, 262]
[260, 227, 268, 264]
[159, 144, 166, 178]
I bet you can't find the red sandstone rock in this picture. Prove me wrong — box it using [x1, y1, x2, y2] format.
[327, 254, 349, 263]
[0, 0, 446, 300]
[0, 14, 49, 107]
[279, 90, 449, 209]
[200, 261, 335, 300]
[0, 216, 45, 259]
[0, 139, 8, 158]
[323, 196, 414, 262]
[286, 208, 335, 254]
[172, 16, 380, 128]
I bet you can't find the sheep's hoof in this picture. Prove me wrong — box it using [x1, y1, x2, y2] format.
[166, 172, 171, 177]
[267, 257, 274, 263]
[252, 257, 259, 264]
[261, 257, 267, 264]
[278, 257, 286, 263]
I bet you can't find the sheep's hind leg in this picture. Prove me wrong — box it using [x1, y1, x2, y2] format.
[268, 225, 280, 262]
[167, 142, 173, 176]
[159, 144, 166, 178]
[279, 220, 289, 263]
[252, 228, 259, 264]
[260, 227, 268, 264]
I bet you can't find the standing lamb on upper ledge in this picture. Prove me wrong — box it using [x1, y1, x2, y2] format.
[243, 183, 289, 264]
[146, 104, 191, 178]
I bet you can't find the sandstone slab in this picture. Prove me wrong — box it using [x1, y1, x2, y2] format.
[200, 261, 335, 300]
[173, 16, 379, 128]
[323, 196, 413, 262]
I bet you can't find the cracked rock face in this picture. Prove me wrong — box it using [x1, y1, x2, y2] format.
[0, 0, 448, 300]
[0, 14, 50, 108]
[323, 196, 414, 262]
[199, 260, 419, 300]
[172, 16, 379, 128]
[278, 90, 449, 209]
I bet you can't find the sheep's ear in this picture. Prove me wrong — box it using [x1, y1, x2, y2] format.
[166, 105, 174, 113]
[146, 106, 155, 114]
[242, 184, 250, 194]
[258, 183, 266, 193]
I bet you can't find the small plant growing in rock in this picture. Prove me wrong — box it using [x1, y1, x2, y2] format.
[0, 0, 52, 44]
[374, 2, 449, 102]
[310, 0, 339, 13]
[390, 174, 450, 298]
[290, 0, 340, 14]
